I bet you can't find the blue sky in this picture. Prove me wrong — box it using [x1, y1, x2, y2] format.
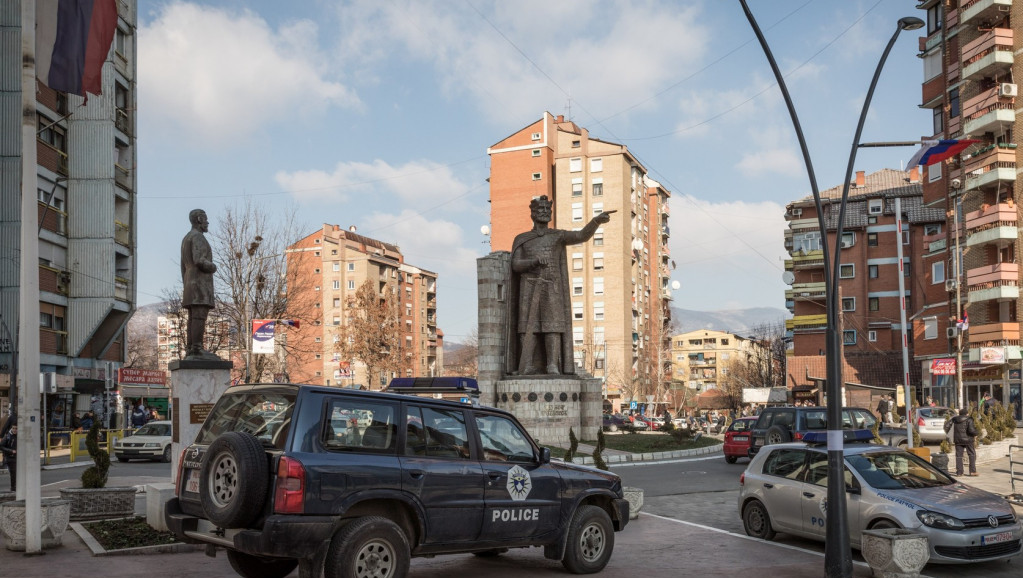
[135, 0, 931, 344]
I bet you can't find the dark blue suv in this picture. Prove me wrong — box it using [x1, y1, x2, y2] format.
[166, 383, 629, 578]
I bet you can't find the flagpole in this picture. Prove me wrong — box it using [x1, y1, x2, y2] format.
[19, 0, 43, 554]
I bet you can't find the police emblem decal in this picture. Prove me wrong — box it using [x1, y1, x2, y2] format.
[506, 465, 532, 501]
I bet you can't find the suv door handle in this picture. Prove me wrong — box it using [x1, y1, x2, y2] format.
[802, 491, 815, 498]
[407, 469, 424, 479]
[763, 483, 774, 489]
[488, 471, 505, 481]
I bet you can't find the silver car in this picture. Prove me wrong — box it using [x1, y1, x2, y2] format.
[738, 441, 1021, 563]
[915, 406, 955, 443]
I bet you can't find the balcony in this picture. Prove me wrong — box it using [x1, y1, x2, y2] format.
[115, 163, 132, 191]
[961, 28, 1013, 81]
[40, 328, 68, 355]
[114, 220, 130, 246]
[962, 87, 1015, 137]
[966, 322, 1020, 346]
[114, 277, 130, 301]
[788, 249, 824, 270]
[785, 281, 826, 301]
[965, 203, 1018, 248]
[962, 148, 1016, 193]
[785, 314, 828, 330]
[115, 107, 131, 135]
[960, 0, 1013, 26]
[967, 262, 1019, 302]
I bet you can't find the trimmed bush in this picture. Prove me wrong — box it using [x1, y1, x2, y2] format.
[80, 422, 109, 489]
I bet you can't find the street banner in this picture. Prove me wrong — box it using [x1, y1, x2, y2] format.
[930, 358, 956, 376]
[338, 361, 351, 377]
[252, 320, 276, 354]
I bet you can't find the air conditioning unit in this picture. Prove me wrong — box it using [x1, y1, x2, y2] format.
[1000, 83, 1018, 97]
[944, 278, 958, 292]
[946, 327, 958, 338]
[789, 208, 803, 217]
[39, 371, 57, 394]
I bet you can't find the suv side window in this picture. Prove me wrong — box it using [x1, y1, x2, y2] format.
[475, 414, 535, 462]
[322, 399, 397, 454]
[406, 406, 470, 459]
[771, 410, 795, 429]
[762, 448, 807, 480]
[846, 409, 877, 430]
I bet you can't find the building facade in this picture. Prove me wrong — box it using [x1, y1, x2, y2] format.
[0, 1, 138, 427]
[487, 112, 672, 409]
[670, 329, 754, 392]
[285, 225, 442, 389]
[916, 0, 1023, 418]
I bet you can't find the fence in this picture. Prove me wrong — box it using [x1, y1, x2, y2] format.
[43, 429, 129, 465]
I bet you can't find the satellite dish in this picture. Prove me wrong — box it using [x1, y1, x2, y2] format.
[671, 280, 681, 290]
[782, 271, 795, 284]
[480, 225, 490, 236]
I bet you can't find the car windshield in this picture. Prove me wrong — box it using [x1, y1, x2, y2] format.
[729, 419, 753, 432]
[134, 422, 169, 437]
[918, 407, 954, 419]
[846, 451, 955, 490]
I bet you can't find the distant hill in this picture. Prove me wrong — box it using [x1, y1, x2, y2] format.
[670, 307, 789, 337]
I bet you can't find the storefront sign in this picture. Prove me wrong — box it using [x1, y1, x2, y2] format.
[980, 347, 1006, 364]
[931, 358, 957, 375]
[118, 368, 167, 386]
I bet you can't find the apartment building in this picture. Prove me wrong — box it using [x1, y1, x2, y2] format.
[0, 2, 138, 426]
[285, 225, 442, 389]
[487, 112, 672, 409]
[783, 169, 934, 389]
[670, 329, 755, 392]
[916, 0, 1023, 417]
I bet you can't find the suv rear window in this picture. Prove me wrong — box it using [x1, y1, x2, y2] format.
[196, 391, 296, 449]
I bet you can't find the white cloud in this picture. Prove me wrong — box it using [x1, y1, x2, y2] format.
[139, 2, 360, 144]
[360, 211, 479, 279]
[737, 148, 803, 178]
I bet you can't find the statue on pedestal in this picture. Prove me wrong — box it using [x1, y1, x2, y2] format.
[506, 196, 613, 375]
[181, 209, 220, 360]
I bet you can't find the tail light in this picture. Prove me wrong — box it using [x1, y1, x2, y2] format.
[273, 456, 306, 514]
[917, 417, 925, 427]
[793, 432, 803, 441]
[739, 472, 745, 486]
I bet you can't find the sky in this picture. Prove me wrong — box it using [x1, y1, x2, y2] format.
[135, 0, 933, 345]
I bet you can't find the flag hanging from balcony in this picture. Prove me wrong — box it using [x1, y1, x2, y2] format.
[36, 0, 118, 97]
[956, 309, 969, 332]
[907, 139, 980, 167]
[278, 319, 301, 329]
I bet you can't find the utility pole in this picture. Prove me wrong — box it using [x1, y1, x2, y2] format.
[952, 182, 966, 409]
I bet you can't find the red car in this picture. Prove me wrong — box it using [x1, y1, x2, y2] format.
[723, 417, 758, 463]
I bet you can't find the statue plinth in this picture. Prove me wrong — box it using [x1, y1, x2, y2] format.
[494, 376, 601, 445]
[168, 360, 232, 478]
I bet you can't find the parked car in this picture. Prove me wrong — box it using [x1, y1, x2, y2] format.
[748, 406, 907, 456]
[113, 420, 172, 462]
[603, 414, 632, 432]
[644, 416, 665, 430]
[723, 417, 758, 463]
[166, 383, 630, 578]
[915, 406, 955, 443]
[738, 433, 1022, 563]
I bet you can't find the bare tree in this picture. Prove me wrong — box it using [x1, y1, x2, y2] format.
[741, 321, 787, 388]
[717, 357, 748, 414]
[334, 280, 404, 390]
[158, 288, 234, 369]
[124, 308, 159, 370]
[444, 327, 479, 377]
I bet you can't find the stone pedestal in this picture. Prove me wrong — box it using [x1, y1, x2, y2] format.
[0, 498, 71, 551]
[477, 252, 511, 407]
[168, 359, 233, 477]
[146, 483, 176, 532]
[495, 376, 601, 445]
[861, 528, 929, 578]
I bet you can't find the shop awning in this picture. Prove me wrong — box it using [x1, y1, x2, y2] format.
[120, 385, 171, 398]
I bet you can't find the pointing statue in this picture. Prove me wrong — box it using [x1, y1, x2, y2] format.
[181, 209, 219, 359]
[507, 196, 614, 375]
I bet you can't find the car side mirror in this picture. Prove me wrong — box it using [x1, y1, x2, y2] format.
[846, 483, 861, 495]
[539, 447, 551, 464]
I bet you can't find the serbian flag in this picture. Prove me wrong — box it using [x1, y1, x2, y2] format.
[279, 319, 301, 329]
[957, 309, 970, 332]
[907, 139, 980, 167]
[36, 0, 118, 97]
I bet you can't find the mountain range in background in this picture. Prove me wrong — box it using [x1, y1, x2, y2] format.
[670, 306, 790, 337]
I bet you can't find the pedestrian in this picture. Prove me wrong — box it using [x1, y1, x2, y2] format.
[80, 411, 94, 431]
[0, 424, 17, 492]
[981, 392, 994, 415]
[130, 403, 148, 429]
[149, 408, 159, 421]
[71, 411, 82, 432]
[876, 395, 888, 422]
[926, 396, 936, 407]
[944, 408, 979, 476]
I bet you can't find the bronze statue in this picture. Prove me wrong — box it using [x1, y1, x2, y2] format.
[181, 209, 218, 359]
[507, 196, 613, 375]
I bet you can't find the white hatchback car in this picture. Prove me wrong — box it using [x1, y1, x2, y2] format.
[114, 420, 172, 462]
[915, 407, 955, 443]
[738, 435, 1021, 564]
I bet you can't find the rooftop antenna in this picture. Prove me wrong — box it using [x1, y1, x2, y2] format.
[565, 96, 572, 120]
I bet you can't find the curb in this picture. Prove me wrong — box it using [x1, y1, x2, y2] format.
[570, 442, 721, 466]
[70, 521, 202, 557]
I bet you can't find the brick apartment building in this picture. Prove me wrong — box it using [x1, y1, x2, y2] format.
[487, 112, 672, 409]
[285, 225, 442, 389]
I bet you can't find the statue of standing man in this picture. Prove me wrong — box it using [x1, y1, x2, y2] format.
[507, 196, 614, 375]
[181, 209, 219, 359]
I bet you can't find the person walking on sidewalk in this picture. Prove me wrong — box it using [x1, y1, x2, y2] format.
[944, 408, 979, 476]
[0, 424, 17, 492]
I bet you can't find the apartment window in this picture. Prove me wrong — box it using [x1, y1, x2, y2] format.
[924, 224, 941, 236]
[332, 262, 340, 272]
[571, 140, 581, 148]
[573, 303, 584, 321]
[329, 280, 339, 290]
[532, 172, 542, 181]
[572, 255, 583, 270]
[593, 252, 604, 271]
[840, 232, 855, 248]
[593, 228, 603, 246]
[932, 107, 943, 135]
[928, 162, 941, 183]
[347, 280, 355, 290]
[868, 199, 883, 214]
[932, 262, 945, 284]
[333, 298, 340, 308]
[531, 132, 541, 140]
[573, 277, 583, 296]
[572, 177, 583, 197]
[924, 316, 938, 340]
[347, 263, 355, 271]
[592, 202, 603, 217]
[314, 268, 320, 274]
[843, 330, 857, 345]
[868, 330, 877, 342]
[839, 264, 854, 278]
[869, 264, 878, 278]
[315, 354, 322, 360]
[902, 230, 910, 245]
[114, 27, 127, 57]
[590, 157, 603, 172]
[314, 286, 321, 291]
[315, 337, 322, 343]
[594, 302, 604, 321]
[331, 249, 337, 255]
[593, 277, 604, 295]
[573, 328, 584, 347]
[867, 233, 878, 246]
[592, 178, 603, 196]
[569, 157, 582, 172]
[594, 326, 604, 345]
[869, 297, 879, 311]
[903, 259, 911, 277]
[532, 149, 541, 157]
[572, 202, 583, 222]
[842, 297, 855, 312]
[868, 216, 877, 225]
[949, 87, 960, 118]
[926, 4, 942, 34]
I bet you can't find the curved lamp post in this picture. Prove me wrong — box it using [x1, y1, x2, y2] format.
[738, 3, 923, 577]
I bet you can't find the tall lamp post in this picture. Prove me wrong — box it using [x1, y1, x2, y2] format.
[739, 4, 923, 577]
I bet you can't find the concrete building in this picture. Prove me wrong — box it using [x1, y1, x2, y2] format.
[783, 169, 932, 392]
[487, 112, 672, 410]
[285, 225, 442, 389]
[670, 329, 757, 392]
[915, 0, 1023, 419]
[0, 1, 138, 427]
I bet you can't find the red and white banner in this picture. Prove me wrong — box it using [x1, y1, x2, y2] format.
[118, 368, 167, 386]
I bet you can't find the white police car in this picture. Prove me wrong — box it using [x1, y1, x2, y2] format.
[738, 430, 1021, 563]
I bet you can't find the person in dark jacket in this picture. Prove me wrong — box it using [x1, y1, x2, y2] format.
[944, 408, 978, 476]
[0, 425, 17, 491]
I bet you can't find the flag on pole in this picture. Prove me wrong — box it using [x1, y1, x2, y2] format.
[279, 319, 301, 329]
[956, 309, 970, 332]
[36, 0, 118, 97]
[907, 139, 980, 167]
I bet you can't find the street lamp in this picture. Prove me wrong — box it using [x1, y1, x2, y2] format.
[739, 4, 922, 577]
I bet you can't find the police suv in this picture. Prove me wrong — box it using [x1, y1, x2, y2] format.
[165, 383, 629, 578]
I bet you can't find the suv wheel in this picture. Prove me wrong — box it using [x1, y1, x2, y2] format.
[227, 550, 298, 578]
[325, 517, 410, 578]
[764, 425, 792, 445]
[199, 432, 269, 528]
[561, 505, 614, 574]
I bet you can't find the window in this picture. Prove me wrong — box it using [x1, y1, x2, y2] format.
[332, 280, 340, 290]
[572, 140, 581, 148]
[868, 330, 877, 342]
[347, 263, 355, 271]
[405, 406, 469, 459]
[927, 3, 942, 35]
[592, 178, 603, 196]
[869, 297, 879, 311]
[721, 338, 729, 346]
[593, 326, 604, 345]
[531, 132, 541, 140]
[572, 203, 583, 222]
[593, 252, 604, 271]
[932, 262, 945, 284]
[867, 233, 878, 247]
[332, 262, 340, 272]
[572, 178, 583, 197]
[839, 264, 854, 278]
[928, 162, 941, 183]
[532, 149, 541, 157]
[763, 449, 807, 479]
[924, 224, 941, 236]
[594, 302, 604, 320]
[593, 229, 603, 246]
[949, 87, 960, 119]
[532, 172, 542, 181]
[840, 232, 855, 248]
[924, 317, 938, 340]
[569, 157, 582, 172]
[843, 330, 857, 345]
[347, 280, 356, 290]
[869, 265, 878, 279]
[573, 277, 583, 296]
[573, 328, 584, 347]
[314, 268, 321, 274]
[331, 249, 338, 255]
[114, 27, 127, 57]
[333, 298, 340, 308]
[572, 256, 583, 270]
[593, 277, 604, 295]
[590, 157, 603, 172]
[868, 216, 877, 225]
[573, 302, 583, 320]
[902, 230, 910, 245]
[903, 259, 910, 277]
[475, 414, 535, 462]
[842, 297, 855, 312]
[592, 202, 603, 217]
[868, 199, 883, 214]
